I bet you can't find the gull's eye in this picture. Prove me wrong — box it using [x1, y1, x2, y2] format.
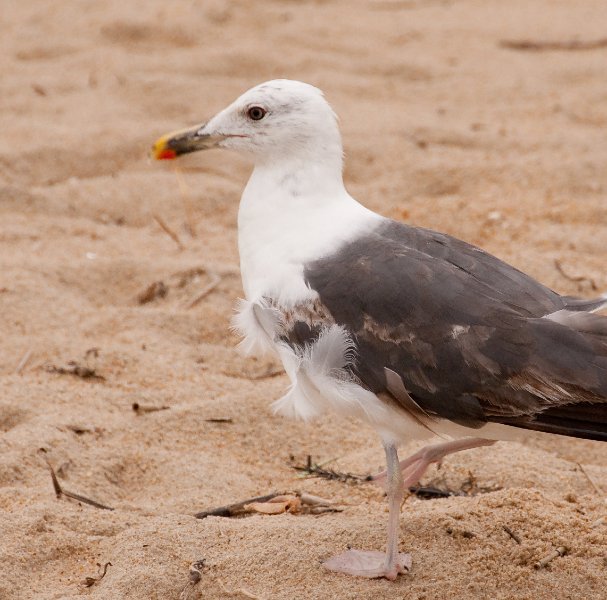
[247, 106, 267, 121]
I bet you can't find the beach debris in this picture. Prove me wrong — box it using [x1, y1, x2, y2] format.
[136, 280, 168, 304]
[554, 260, 598, 292]
[184, 272, 221, 308]
[204, 417, 233, 423]
[500, 38, 607, 52]
[135, 266, 226, 309]
[245, 494, 302, 515]
[292, 455, 370, 484]
[534, 546, 568, 570]
[15, 347, 34, 375]
[81, 562, 112, 587]
[503, 525, 522, 544]
[576, 462, 605, 497]
[31, 83, 48, 96]
[196, 492, 285, 519]
[173, 165, 198, 238]
[244, 364, 284, 380]
[132, 402, 170, 415]
[411, 469, 502, 499]
[407, 485, 463, 499]
[179, 559, 206, 600]
[46, 361, 104, 381]
[153, 213, 184, 250]
[300, 492, 343, 515]
[445, 525, 477, 539]
[292, 457, 501, 501]
[46, 348, 104, 381]
[222, 361, 284, 380]
[39, 449, 114, 510]
[195, 490, 340, 519]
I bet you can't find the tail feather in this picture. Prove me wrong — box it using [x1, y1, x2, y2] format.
[499, 311, 607, 441]
[502, 401, 607, 442]
[562, 293, 607, 314]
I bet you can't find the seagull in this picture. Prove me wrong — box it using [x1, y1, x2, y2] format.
[153, 80, 607, 580]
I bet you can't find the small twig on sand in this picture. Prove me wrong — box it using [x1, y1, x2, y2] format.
[500, 38, 607, 52]
[246, 365, 284, 380]
[554, 260, 597, 291]
[503, 525, 522, 544]
[292, 455, 370, 484]
[577, 463, 605, 497]
[136, 281, 168, 304]
[195, 492, 284, 519]
[82, 562, 112, 588]
[173, 166, 198, 238]
[153, 214, 184, 250]
[204, 417, 233, 423]
[39, 450, 114, 510]
[408, 485, 460, 499]
[534, 546, 567, 569]
[185, 273, 221, 308]
[15, 348, 33, 375]
[132, 402, 170, 415]
[179, 559, 206, 600]
[195, 490, 339, 519]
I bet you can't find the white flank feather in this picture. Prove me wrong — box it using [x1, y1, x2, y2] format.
[272, 325, 410, 434]
[231, 298, 282, 356]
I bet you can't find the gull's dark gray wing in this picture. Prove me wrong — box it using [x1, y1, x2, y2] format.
[299, 220, 607, 441]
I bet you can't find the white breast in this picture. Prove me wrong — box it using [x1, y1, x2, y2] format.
[237, 163, 380, 304]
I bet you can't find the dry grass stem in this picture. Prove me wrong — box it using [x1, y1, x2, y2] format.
[500, 38, 607, 51]
[136, 281, 168, 304]
[40, 450, 114, 510]
[173, 166, 198, 237]
[292, 455, 370, 484]
[534, 546, 567, 569]
[132, 402, 170, 414]
[577, 463, 605, 497]
[184, 273, 221, 308]
[153, 214, 184, 250]
[82, 562, 112, 588]
[195, 492, 284, 519]
[503, 525, 522, 544]
[15, 347, 33, 374]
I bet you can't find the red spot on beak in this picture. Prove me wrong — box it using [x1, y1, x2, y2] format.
[156, 148, 177, 160]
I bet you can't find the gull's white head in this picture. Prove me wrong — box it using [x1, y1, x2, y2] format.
[153, 79, 342, 166]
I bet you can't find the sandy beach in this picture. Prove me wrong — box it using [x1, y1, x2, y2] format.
[1, 1, 606, 598]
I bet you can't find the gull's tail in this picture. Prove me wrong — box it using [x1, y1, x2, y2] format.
[500, 309, 607, 441]
[562, 293, 607, 313]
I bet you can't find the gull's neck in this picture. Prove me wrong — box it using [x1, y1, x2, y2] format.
[238, 154, 379, 303]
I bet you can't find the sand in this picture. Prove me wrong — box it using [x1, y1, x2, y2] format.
[1, 1, 607, 598]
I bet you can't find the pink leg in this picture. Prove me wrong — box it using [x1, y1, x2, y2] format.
[372, 437, 496, 488]
[323, 443, 412, 580]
